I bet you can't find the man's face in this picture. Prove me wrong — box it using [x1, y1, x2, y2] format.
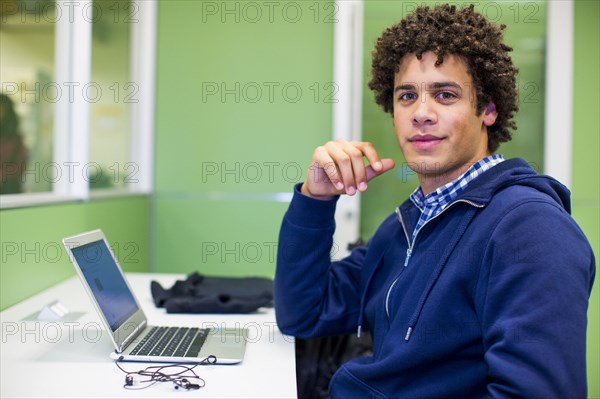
[393, 51, 497, 191]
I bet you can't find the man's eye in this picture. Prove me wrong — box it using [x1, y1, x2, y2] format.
[436, 91, 458, 102]
[398, 93, 417, 102]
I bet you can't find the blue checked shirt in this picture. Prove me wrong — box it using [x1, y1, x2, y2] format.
[409, 154, 504, 245]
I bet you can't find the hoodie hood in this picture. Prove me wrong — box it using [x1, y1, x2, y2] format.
[459, 157, 572, 213]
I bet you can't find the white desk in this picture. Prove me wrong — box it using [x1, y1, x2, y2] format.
[0, 273, 297, 398]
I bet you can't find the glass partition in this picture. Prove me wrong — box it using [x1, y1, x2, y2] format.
[89, 0, 133, 190]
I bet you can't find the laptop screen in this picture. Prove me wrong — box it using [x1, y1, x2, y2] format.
[71, 239, 139, 331]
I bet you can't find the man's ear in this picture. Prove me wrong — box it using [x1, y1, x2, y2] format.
[483, 103, 498, 127]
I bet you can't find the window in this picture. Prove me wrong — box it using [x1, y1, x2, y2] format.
[0, 0, 57, 195]
[0, 0, 155, 208]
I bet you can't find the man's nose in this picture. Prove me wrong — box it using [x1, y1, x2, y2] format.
[412, 96, 437, 126]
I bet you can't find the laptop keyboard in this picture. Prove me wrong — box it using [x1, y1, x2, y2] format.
[130, 327, 210, 357]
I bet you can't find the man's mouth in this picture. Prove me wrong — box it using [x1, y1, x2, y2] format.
[408, 134, 445, 149]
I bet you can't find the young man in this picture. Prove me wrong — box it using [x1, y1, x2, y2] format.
[274, 4, 596, 398]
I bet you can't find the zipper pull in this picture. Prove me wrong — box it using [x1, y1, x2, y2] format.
[404, 248, 412, 267]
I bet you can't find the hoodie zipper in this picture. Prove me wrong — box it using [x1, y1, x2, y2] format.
[385, 199, 484, 320]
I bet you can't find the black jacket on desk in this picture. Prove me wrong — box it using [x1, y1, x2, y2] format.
[151, 272, 273, 313]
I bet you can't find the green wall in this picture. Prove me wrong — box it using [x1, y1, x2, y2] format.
[0, 196, 151, 309]
[573, 1, 600, 397]
[153, 0, 334, 277]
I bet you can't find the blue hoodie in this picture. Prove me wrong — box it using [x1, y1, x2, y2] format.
[274, 158, 595, 399]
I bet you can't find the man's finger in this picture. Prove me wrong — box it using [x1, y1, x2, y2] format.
[352, 141, 383, 173]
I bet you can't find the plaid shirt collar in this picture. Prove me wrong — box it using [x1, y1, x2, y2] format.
[409, 154, 504, 243]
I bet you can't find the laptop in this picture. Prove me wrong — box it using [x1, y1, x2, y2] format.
[62, 229, 247, 364]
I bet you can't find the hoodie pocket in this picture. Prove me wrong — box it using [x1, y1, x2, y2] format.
[329, 365, 386, 399]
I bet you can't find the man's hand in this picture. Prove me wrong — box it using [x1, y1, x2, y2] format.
[301, 139, 395, 200]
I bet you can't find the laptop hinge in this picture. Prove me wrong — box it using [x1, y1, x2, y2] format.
[119, 320, 147, 352]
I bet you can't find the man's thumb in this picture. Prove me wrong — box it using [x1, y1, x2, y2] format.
[366, 158, 395, 182]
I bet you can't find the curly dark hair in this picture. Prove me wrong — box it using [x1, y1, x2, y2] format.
[368, 4, 518, 153]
